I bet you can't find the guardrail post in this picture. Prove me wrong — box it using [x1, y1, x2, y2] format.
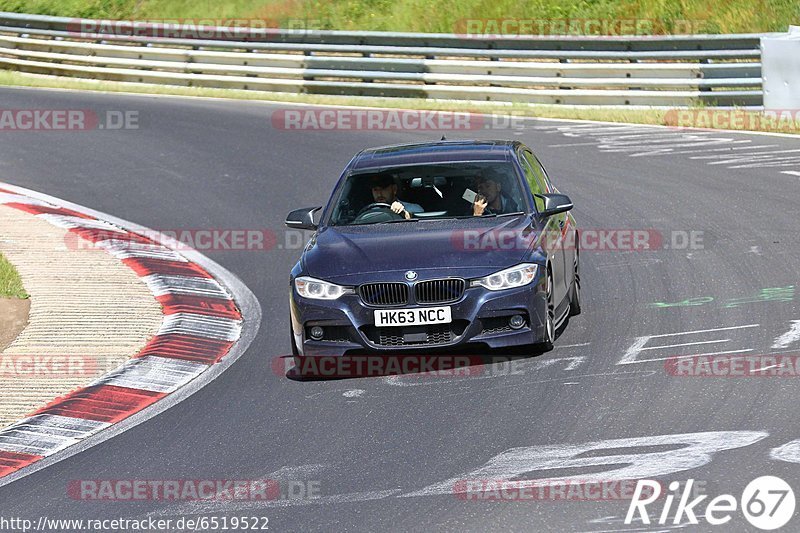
[761, 26, 800, 109]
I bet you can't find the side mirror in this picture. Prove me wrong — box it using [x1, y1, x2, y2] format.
[535, 193, 573, 218]
[285, 206, 321, 230]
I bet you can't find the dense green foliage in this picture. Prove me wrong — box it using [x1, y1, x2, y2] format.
[0, 0, 796, 34]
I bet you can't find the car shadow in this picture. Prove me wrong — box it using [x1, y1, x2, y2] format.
[279, 323, 568, 382]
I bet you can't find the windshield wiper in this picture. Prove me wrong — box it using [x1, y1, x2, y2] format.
[477, 211, 526, 218]
[375, 218, 420, 225]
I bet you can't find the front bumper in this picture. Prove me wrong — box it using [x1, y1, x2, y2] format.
[290, 277, 548, 357]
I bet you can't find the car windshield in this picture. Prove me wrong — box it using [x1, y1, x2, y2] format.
[328, 161, 526, 226]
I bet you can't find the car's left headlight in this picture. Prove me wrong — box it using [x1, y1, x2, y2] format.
[295, 276, 354, 300]
[470, 263, 538, 291]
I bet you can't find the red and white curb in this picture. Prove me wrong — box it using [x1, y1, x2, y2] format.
[0, 182, 261, 485]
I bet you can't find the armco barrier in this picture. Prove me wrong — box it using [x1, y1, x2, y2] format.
[0, 11, 785, 106]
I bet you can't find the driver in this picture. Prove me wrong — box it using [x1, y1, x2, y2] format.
[369, 174, 423, 220]
[471, 170, 520, 216]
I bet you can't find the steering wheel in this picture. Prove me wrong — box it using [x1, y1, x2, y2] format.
[353, 202, 405, 224]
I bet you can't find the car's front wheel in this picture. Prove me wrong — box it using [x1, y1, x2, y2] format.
[290, 318, 300, 357]
[289, 321, 312, 378]
[569, 247, 581, 316]
[538, 268, 555, 352]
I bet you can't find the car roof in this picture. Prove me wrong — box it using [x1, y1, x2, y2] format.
[349, 140, 517, 171]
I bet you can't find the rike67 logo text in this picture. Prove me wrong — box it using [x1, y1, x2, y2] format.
[626, 476, 795, 530]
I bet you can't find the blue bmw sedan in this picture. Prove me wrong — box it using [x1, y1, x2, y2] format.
[286, 140, 580, 360]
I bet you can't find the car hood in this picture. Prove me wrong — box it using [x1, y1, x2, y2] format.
[303, 215, 539, 284]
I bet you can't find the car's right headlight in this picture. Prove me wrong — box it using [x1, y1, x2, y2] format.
[470, 263, 538, 291]
[294, 276, 354, 300]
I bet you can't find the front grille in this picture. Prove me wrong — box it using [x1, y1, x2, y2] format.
[414, 278, 465, 304]
[379, 326, 453, 346]
[361, 321, 468, 347]
[359, 282, 409, 306]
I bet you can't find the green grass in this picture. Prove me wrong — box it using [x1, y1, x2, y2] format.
[0, 0, 797, 34]
[0, 252, 28, 299]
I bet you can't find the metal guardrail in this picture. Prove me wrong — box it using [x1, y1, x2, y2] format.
[0, 11, 777, 106]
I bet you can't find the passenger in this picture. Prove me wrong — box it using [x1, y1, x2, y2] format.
[472, 171, 521, 216]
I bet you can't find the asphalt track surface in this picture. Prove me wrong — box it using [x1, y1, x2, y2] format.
[1, 86, 800, 532]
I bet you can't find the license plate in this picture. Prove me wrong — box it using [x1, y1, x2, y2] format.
[374, 306, 452, 327]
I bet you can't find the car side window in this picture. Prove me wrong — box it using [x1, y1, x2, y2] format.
[530, 153, 554, 192]
[519, 150, 547, 212]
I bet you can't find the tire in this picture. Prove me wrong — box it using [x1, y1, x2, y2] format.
[289, 321, 306, 375]
[287, 322, 312, 378]
[569, 248, 582, 316]
[290, 319, 300, 357]
[538, 268, 555, 352]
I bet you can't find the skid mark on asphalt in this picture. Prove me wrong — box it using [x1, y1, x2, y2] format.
[618, 324, 759, 365]
[380, 351, 590, 388]
[584, 514, 688, 532]
[139, 489, 402, 520]
[617, 319, 800, 367]
[594, 257, 662, 270]
[548, 141, 604, 148]
[557, 342, 591, 348]
[282, 349, 593, 397]
[772, 320, 800, 349]
[534, 356, 586, 371]
[267, 464, 330, 480]
[144, 429, 775, 517]
[537, 123, 800, 171]
[142, 463, 338, 515]
[302, 388, 365, 401]
[439, 370, 656, 398]
[383, 370, 656, 398]
[151, 489, 402, 516]
[292, 320, 799, 396]
[694, 148, 800, 169]
[666, 143, 779, 156]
